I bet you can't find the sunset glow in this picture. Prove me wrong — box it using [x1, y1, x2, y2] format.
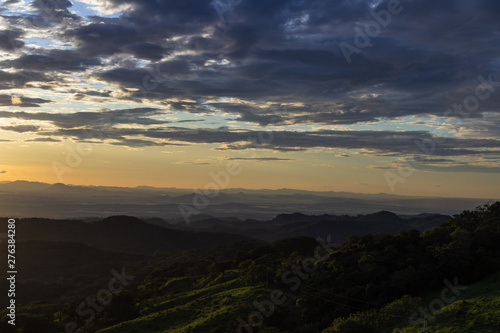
[0, 0, 499, 198]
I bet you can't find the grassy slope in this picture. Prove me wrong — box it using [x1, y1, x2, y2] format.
[5, 253, 500, 332]
[394, 270, 500, 333]
[97, 269, 500, 333]
[96, 270, 267, 333]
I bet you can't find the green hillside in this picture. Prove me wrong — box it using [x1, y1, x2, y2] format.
[89, 267, 500, 333]
[96, 271, 267, 333]
[394, 270, 500, 333]
[1, 202, 500, 332]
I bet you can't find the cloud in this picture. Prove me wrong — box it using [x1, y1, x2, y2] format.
[35, 123, 500, 157]
[417, 164, 500, 174]
[2, 0, 499, 127]
[0, 95, 51, 107]
[1, 125, 40, 133]
[24, 137, 61, 142]
[64, 23, 139, 57]
[0, 108, 169, 129]
[124, 42, 169, 61]
[226, 157, 294, 161]
[2, 50, 101, 72]
[1, 105, 499, 159]
[0, 29, 25, 51]
[417, 158, 457, 164]
[108, 138, 187, 148]
[174, 161, 211, 165]
[2, 0, 21, 5]
[0, 70, 53, 90]
[0, 0, 499, 175]
[30, 0, 81, 26]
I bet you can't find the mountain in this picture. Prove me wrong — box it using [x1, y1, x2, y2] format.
[172, 211, 451, 242]
[0, 202, 499, 333]
[12, 215, 250, 254]
[3, 210, 450, 254]
[0, 180, 50, 192]
[0, 181, 493, 219]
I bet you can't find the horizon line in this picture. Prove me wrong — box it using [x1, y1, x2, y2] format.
[1, 179, 497, 201]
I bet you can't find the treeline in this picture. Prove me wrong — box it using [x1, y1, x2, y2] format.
[0, 202, 499, 332]
[233, 201, 500, 332]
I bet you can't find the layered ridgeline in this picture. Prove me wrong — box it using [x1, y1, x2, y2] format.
[0, 180, 490, 219]
[6, 215, 252, 254]
[0, 202, 499, 332]
[1, 210, 449, 253]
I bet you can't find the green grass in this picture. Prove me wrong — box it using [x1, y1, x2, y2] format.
[394, 270, 500, 333]
[97, 269, 500, 333]
[96, 270, 268, 333]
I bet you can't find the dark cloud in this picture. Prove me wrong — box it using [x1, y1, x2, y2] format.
[0, 70, 53, 90]
[0, 94, 51, 107]
[417, 164, 500, 174]
[15, 116, 496, 157]
[25, 137, 60, 142]
[1, 125, 40, 133]
[31, 0, 80, 26]
[414, 158, 456, 164]
[0, 29, 24, 50]
[115, 0, 216, 26]
[124, 42, 168, 61]
[64, 23, 139, 57]
[108, 138, 187, 148]
[4, 0, 499, 126]
[227, 157, 294, 161]
[72, 90, 112, 100]
[0, 0, 499, 172]
[2, 50, 101, 72]
[0, 108, 169, 129]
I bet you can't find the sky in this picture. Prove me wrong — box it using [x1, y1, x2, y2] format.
[0, 0, 499, 198]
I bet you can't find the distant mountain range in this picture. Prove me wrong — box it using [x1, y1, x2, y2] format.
[5, 211, 450, 254]
[0, 180, 493, 220]
[9, 215, 252, 254]
[1, 202, 498, 333]
[157, 210, 450, 242]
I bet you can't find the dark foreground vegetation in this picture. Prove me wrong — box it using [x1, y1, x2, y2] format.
[1, 202, 499, 332]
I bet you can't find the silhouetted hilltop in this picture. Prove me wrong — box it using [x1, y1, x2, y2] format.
[12, 216, 250, 254]
[173, 211, 450, 242]
[361, 210, 401, 222]
[4, 211, 451, 255]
